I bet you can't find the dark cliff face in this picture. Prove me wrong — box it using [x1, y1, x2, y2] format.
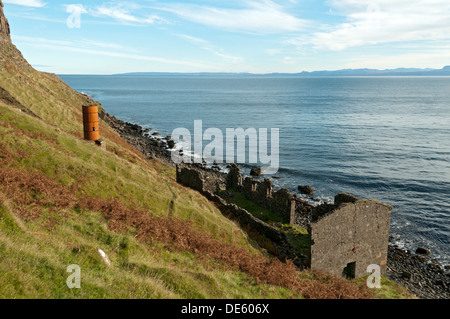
[0, 0, 11, 41]
[0, 0, 29, 70]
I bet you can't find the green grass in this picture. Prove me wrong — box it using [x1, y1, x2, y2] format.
[0, 199, 297, 299]
[0, 104, 252, 249]
[224, 188, 311, 256]
[279, 224, 311, 257]
[225, 188, 284, 224]
[355, 276, 417, 299]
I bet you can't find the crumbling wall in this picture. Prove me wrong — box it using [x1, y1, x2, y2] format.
[226, 163, 243, 190]
[176, 164, 301, 265]
[176, 165, 225, 194]
[292, 204, 313, 229]
[236, 169, 295, 223]
[202, 190, 290, 246]
[241, 177, 271, 206]
[176, 166, 204, 192]
[309, 194, 392, 279]
[271, 188, 296, 221]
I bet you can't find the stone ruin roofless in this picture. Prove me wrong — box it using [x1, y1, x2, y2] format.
[176, 164, 392, 278]
[227, 164, 296, 222]
[226, 164, 392, 277]
[177, 164, 392, 280]
[309, 194, 392, 278]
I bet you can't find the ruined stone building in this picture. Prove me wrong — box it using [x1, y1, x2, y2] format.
[176, 164, 392, 279]
[176, 164, 225, 194]
[308, 194, 392, 278]
[227, 164, 296, 222]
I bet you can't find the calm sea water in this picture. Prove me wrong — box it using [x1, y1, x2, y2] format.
[60, 75, 450, 266]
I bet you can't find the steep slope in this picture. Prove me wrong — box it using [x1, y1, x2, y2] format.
[0, 2, 412, 299]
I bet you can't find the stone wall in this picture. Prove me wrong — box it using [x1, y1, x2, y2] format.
[292, 203, 313, 228]
[226, 163, 243, 190]
[309, 194, 392, 279]
[176, 164, 225, 194]
[176, 164, 300, 264]
[176, 164, 286, 244]
[271, 188, 296, 222]
[202, 190, 290, 248]
[229, 165, 295, 223]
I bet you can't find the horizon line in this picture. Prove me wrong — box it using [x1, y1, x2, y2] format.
[51, 65, 450, 76]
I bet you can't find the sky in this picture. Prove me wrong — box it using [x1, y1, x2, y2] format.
[3, 0, 450, 74]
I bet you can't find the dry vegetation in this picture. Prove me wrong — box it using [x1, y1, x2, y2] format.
[0, 162, 372, 299]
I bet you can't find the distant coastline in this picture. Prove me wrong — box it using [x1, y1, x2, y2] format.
[107, 66, 450, 77]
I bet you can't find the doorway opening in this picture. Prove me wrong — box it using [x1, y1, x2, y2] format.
[343, 262, 356, 279]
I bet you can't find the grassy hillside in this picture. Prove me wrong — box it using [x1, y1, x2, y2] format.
[0, 38, 413, 299]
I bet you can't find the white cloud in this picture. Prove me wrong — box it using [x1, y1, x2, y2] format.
[90, 3, 167, 25]
[282, 56, 296, 64]
[3, 0, 45, 7]
[177, 34, 244, 63]
[13, 35, 215, 70]
[344, 50, 450, 70]
[265, 49, 282, 56]
[80, 38, 139, 52]
[309, 0, 450, 51]
[155, 0, 307, 34]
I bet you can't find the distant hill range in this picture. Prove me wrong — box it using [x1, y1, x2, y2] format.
[296, 66, 450, 76]
[117, 66, 450, 77]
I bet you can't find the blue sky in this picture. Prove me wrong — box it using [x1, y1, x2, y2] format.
[4, 0, 450, 74]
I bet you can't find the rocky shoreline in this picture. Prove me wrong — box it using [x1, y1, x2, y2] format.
[387, 245, 449, 299]
[100, 111, 176, 166]
[100, 111, 449, 299]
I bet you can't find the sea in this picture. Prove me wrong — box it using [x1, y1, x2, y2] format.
[60, 74, 450, 266]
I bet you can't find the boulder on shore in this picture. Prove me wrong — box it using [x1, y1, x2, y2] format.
[298, 185, 314, 195]
[167, 140, 175, 149]
[250, 167, 263, 177]
[334, 193, 358, 205]
[416, 247, 431, 255]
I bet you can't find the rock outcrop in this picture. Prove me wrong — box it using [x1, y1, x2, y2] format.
[298, 185, 314, 196]
[0, 0, 31, 71]
[250, 167, 263, 177]
[0, 0, 11, 41]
